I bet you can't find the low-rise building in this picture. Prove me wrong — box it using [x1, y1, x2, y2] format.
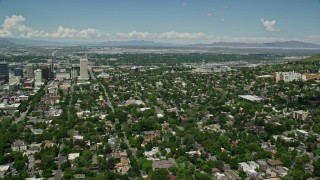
[68, 153, 80, 161]
[0, 165, 10, 178]
[292, 110, 309, 121]
[152, 158, 177, 170]
[224, 170, 240, 180]
[11, 140, 27, 152]
[273, 72, 302, 82]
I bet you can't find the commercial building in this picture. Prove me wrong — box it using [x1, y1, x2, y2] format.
[48, 59, 54, 79]
[302, 73, 320, 81]
[273, 72, 302, 82]
[0, 62, 9, 83]
[9, 76, 21, 84]
[55, 72, 71, 80]
[38, 64, 50, 81]
[193, 65, 232, 74]
[71, 66, 80, 79]
[14, 68, 23, 77]
[79, 57, 89, 80]
[26, 64, 34, 79]
[34, 69, 43, 86]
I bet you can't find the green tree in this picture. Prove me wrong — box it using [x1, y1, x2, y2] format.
[149, 169, 169, 180]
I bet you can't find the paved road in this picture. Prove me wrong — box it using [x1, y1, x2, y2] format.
[67, 80, 76, 120]
[124, 133, 137, 158]
[89, 65, 115, 113]
[54, 153, 65, 180]
[124, 133, 144, 178]
[100, 82, 114, 113]
[88, 66, 96, 80]
[13, 106, 30, 124]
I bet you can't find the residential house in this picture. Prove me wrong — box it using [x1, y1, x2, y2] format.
[74, 174, 86, 180]
[11, 140, 27, 152]
[257, 160, 268, 171]
[144, 147, 159, 160]
[292, 110, 309, 121]
[214, 172, 228, 180]
[143, 131, 156, 142]
[152, 158, 177, 170]
[267, 160, 288, 178]
[186, 150, 201, 157]
[73, 135, 84, 145]
[238, 161, 259, 177]
[68, 153, 80, 161]
[224, 170, 240, 180]
[0, 165, 10, 178]
[305, 163, 314, 174]
[25, 143, 41, 156]
[267, 160, 283, 168]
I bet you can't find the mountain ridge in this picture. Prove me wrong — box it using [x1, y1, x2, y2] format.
[191, 40, 320, 49]
[0, 38, 320, 49]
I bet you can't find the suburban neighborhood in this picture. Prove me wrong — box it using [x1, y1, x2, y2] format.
[1, 46, 320, 180]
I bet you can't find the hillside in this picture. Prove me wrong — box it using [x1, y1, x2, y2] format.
[304, 54, 320, 62]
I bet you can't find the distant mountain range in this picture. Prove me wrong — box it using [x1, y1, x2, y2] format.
[94, 40, 181, 47]
[191, 41, 320, 49]
[0, 38, 320, 49]
[0, 39, 15, 47]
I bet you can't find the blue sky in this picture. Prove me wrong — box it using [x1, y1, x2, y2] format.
[0, 0, 320, 44]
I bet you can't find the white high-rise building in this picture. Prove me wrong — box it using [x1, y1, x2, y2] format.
[34, 69, 44, 86]
[79, 57, 89, 80]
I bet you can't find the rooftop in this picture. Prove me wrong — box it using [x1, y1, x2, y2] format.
[239, 95, 264, 102]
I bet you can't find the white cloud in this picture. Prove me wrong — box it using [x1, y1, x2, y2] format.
[79, 28, 105, 38]
[0, 15, 47, 38]
[0, 16, 206, 41]
[207, 13, 213, 17]
[220, 18, 225, 22]
[3, 15, 316, 44]
[0, 15, 107, 39]
[182, 2, 186, 7]
[261, 18, 281, 32]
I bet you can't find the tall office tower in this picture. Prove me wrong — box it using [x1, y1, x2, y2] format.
[0, 62, 9, 83]
[14, 68, 24, 77]
[48, 59, 54, 79]
[34, 69, 43, 86]
[39, 64, 50, 81]
[79, 57, 89, 80]
[26, 64, 34, 79]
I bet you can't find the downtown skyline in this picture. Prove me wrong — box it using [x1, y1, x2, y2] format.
[0, 0, 320, 44]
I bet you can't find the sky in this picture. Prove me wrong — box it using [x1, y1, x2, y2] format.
[0, 0, 320, 44]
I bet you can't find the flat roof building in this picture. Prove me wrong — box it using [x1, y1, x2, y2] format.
[239, 95, 264, 102]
